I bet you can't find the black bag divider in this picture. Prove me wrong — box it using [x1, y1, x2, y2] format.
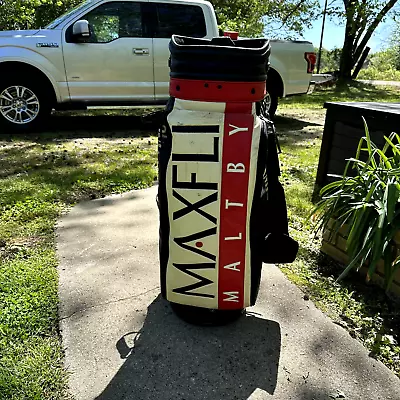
[169, 35, 271, 82]
[158, 35, 297, 323]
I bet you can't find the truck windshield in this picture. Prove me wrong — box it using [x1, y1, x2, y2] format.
[45, 0, 94, 29]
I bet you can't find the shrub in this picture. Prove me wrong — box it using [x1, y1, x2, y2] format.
[358, 67, 400, 81]
[358, 48, 400, 81]
[312, 120, 400, 291]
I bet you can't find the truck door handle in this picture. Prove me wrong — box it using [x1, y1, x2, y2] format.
[133, 48, 149, 55]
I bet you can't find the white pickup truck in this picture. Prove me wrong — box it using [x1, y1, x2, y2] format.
[0, 0, 316, 131]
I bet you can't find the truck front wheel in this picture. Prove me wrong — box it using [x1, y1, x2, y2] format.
[0, 80, 52, 133]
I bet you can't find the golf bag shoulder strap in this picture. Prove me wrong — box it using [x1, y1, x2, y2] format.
[258, 118, 299, 264]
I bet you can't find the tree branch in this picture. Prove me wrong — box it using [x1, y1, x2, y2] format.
[351, 9, 363, 36]
[353, 0, 399, 63]
[281, 0, 307, 25]
[353, 16, 367, 49]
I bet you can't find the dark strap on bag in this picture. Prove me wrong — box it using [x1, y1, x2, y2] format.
[260, 118, 299, 264]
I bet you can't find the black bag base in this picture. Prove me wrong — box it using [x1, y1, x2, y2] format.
[170, 302, 244, 326]
[262, 233, 299, 264]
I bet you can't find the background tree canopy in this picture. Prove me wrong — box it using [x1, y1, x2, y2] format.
[314, 47, 342, 73]
[213, 0, 319, 37]
[0, 0, 81, 30]
[0, 0, 319, 38]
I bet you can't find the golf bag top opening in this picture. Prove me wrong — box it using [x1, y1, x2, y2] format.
[169, 35, 271, 84]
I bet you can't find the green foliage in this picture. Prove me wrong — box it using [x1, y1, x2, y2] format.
[358, 66, 400, 80]
[358, 47, 400, 81]
[389, 21, 400, 70]
[0, 0, 82, 30]
[0, 0, 320, 39]
[36, 0, 83, 28]
[315, 47, 342, 73]
[212, 0, 320, 38]
[312, 122, 400, 291]
[367, 48, 400, 71]
[356, 22, 400, 81]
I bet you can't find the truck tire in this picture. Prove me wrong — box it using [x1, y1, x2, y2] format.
[0, 79, 52, 133]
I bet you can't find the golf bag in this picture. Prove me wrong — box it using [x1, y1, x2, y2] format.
[158, 35, 298, 313]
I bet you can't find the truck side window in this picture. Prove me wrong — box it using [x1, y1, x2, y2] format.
[79, 1, 143, 43]
[154, 4, 206, 38]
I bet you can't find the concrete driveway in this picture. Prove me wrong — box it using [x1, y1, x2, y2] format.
[358, 79, 400, 87]
[57, 185, 400, 400]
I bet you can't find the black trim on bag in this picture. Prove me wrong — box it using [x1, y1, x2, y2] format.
[158, 98, 175, 298]
[171, 125, 220, 133]
[249, 118, 268, 305]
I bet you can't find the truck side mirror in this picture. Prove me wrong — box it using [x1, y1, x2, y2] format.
[73, 20, 90, 38]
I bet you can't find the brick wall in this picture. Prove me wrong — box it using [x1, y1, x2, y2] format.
[321, 221, 400, 297]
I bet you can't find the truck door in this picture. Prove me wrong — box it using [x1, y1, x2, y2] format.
[150, 1, 207, 101]
[62, 0, 154, 102]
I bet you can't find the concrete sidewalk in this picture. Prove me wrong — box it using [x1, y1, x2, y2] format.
[57, 186, 400, 400]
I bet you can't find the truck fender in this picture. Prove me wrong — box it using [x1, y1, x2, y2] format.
[0, 47, 64, 102]
[268, 56, 287, 97]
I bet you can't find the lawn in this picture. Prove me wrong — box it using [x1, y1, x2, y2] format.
[280, 81, 400, 110]
[0, 111, 158, 399]
[1, 84, 399, 399]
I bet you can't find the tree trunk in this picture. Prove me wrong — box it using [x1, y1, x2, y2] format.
[338, 19, 355, 84]
[338, 48, 354, 82]
[352, 46, 370, 79]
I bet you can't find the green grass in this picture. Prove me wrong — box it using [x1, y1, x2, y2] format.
[280, 81, 400, 110]
[275, 108, 400, 378]
[0, 113, 157, 399]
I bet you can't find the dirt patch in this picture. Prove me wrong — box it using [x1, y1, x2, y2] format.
[275, 109, 325, 148]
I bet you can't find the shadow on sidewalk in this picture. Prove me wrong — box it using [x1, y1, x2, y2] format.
[96, 295, 281, 400]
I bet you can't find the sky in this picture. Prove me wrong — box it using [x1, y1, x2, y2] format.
[299, 1, 394, 52]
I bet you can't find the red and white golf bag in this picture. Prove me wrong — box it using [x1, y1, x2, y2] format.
[158, 36, 298, 322]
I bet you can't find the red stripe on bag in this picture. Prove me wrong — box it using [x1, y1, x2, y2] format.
[170, 78, 266, 103]
[218, 103, 253, 309]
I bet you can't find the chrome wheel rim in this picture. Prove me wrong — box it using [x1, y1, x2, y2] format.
[0, 86, 40, 124]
